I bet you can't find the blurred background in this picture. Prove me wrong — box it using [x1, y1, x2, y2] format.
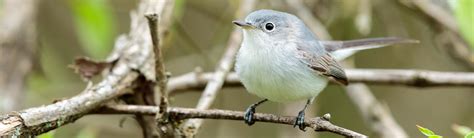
[0, 0, 473, 137]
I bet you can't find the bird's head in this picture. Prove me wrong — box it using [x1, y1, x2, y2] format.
[233, 9, 316, 44]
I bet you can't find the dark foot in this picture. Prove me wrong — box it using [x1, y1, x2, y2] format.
[244, 106, 256, 126]
[293, 110, 306, 131]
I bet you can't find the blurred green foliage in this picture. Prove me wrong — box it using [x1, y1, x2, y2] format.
[174, 0, 186, 19]
[417, 125, 443, 138]
[37, 127, 98, 138]
[27, 40, 80, 101]
[453, 124, 473, 136]
[466, 132, 474, 138]
[38, 130, 55, 138]
[454, 0, 474, 50]
[69, 0, 116, 59]
[76, 127, 97, 138]
[165, 0, 186, 48]
[453, 124, 474, 138]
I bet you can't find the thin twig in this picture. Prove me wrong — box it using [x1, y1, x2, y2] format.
[180, 0, 258, 136]
[144, 12, 169, 124]
[99, 105, 367, 138]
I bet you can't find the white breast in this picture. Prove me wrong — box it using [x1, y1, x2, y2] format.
[235, 31, 328, 103]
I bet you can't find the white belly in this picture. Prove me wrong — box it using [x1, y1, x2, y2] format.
[235, 39, 328, 103]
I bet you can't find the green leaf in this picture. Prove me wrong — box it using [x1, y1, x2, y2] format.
[415, 125, 443, 138]
[416, 125, 443, 138]
[69, 0, 116, 59]
[38, 130, 55, 138]
[417, 125, 436, 136]
[428, 135, 443, 138]
[455, 0, 474, 50]
[173, 0, 187, 19]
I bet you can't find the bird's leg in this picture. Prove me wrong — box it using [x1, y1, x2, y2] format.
[244, 99, 268, 126]
[294, 98, 314, 131]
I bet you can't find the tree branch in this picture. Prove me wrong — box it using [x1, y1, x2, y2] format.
[145, 13, 168, 111]
[0, 0, 169, 136]
[180, 0, 258, 136]
[144, 6, 177, 136]
[346, 69, 474, 87]
[0, 69, 139, 136]
[144, 12, 169, 125]
[167, 69, 474, 94]
[99, 105, 367, 138]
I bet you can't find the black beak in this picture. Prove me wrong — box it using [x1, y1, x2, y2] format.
[233, 20, 253, 28]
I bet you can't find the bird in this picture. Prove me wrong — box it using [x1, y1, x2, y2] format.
[233, 9, 417, 131]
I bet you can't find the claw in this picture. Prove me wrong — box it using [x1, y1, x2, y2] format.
[244, 106, 256, 126]
[243, 99, 268, 126]
[294, 110, 306, 131]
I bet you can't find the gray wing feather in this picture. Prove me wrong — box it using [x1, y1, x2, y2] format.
[296, 41, 348, 85]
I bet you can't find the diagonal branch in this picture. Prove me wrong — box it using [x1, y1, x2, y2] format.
[402, 0, 458, 33]
[100, 105, 367, 138]
[180, 0, 258, 136]
[398, 0, 474, 68]
[285, 0, 332, 40]
[345, 83, 407, 137]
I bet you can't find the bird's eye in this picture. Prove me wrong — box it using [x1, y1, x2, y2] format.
[264, 23, 274, 31]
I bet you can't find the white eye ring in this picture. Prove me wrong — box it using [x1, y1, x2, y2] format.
[264, 22, 275, 31]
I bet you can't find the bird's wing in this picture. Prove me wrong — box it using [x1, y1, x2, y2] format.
[321, 37, 419, 52]
[296, 42, 348, 85]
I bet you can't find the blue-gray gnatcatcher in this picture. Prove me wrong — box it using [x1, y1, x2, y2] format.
[233, 9, 417, 130]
